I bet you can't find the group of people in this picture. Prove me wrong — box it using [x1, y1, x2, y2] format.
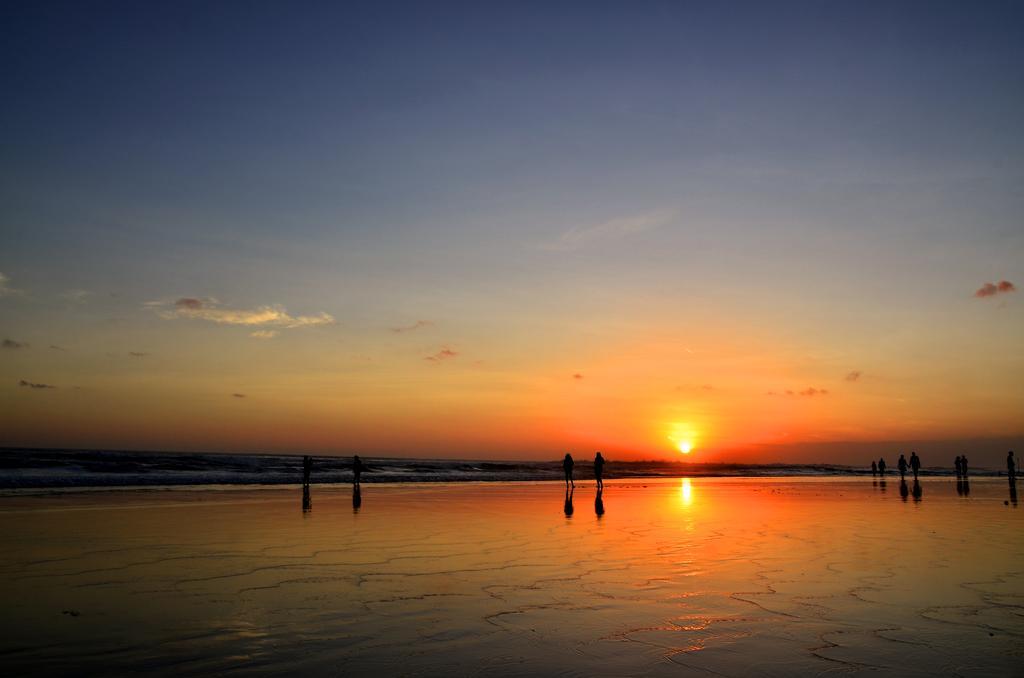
[870, 451, 922, 480]
[870, 450, 1018, 481]
[561, 452, 605, 490]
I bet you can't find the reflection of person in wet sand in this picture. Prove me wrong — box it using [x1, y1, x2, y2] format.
[900, 479, 909, 501]
[563, 453, 575, 489]
[564, 486, 574, 517]
[1008, 450, 1016, 481]
[1009, 478, 1018, 508]
[352, 485, 362, 512]
[912, 479, 922, 502]
[594, 452, 605, 491]
[595, 490, 604, 517]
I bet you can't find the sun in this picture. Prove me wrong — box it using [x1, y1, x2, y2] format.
[678, 440, 693, 455]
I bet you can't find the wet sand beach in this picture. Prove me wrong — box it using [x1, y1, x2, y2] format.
[1, 478, 1021, 676]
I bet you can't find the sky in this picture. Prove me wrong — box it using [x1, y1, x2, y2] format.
[1, 1, 1022, 464]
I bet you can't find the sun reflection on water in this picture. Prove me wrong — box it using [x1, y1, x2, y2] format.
[680, 478, 693, 506]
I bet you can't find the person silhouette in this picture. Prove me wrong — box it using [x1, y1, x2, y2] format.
[1008, 451, 1016, 481]
[564, 486, 574, 516]
[897, 454, 908, 480]
[352, 455, 365, 487]
[563, 453, 575, 489]
[961, 455, 969, 478]
[871, 460, 877, 475]
[594, 452, 605, 491]
[954, 456, 962, 479]
[878, 458, 887, 476]
[302, 455, 313, 486]
[909, 451, 921, 481]
[595, 489, 604, 517]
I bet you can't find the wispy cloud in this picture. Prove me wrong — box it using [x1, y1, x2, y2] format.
[975, 280, 1016, 298]
[768, 387, 829, 397]
[250, 330, 278, 339]
[425, 346, 458, 362]
[845, 371, 862, 382]
[232, 393, 246, 398]
[19, 379, 55, 389]
[543, 209, 677, 251]
[49, 344, 66, 351]
[3, 339, 27, 349]
[128, 351, 149, 358]
[391, 320, 433, 333]
[150, 297, 334, 332]
[61, 289, 92, 303]
[0, 272, 21, 297]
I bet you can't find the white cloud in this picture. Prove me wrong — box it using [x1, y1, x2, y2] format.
[0, 272, 22, 297]
[543, 209, 678, 251]
[151, 298, 334, 331]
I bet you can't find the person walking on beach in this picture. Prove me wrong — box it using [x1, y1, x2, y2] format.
[954, 456, 962, 478]
[910, 451, 921, 481]
[878, 458, 887, 476]
[563, 453, 575, 488]
[594, 452, 605, 491]
[961, 455, 969, 478]
[352, 455, 365, 487]
[897, 454, 908, 480]
[1008, 451, 1016, 481]
[871, 460, 877, 475]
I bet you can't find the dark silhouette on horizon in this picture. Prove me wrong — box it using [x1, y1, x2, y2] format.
[878, 457, 887, 476]
[353, 455, 365, 487]
[1008, 450, 1016, 481]
[897, 454, 908, 480]
[594, 452, 605, 491]
[910, 451, 921, 480]
[563, 453, 575, 489]
[954, 455, 962, 479]
[301, 455, 313, 512]
[871, 460, 877, 475]
[961, 455, 969, 478]
[595, 489, 604, 517]
[564, 486, 574, 517]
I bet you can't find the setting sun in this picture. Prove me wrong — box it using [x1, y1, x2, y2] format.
[678, 441, 693, 455]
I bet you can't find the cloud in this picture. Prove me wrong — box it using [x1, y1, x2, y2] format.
[975, 280, 1016, 298]
[769, 387, 829, 397]
[573, 373, 584, 380]
[845, 371, 862, 382]
[128, 351, 148, 357]
[61, 289, 92, 303]
[19, 380, 55, 389]
[544, 209, 677, 251]
[232, 393, 246, 398]
[0, 272, 21, 297]
[151, 297, 335, 331]
[250, 330, 278, 339]
[49, 345, 66, 351]
[3, 339, 27, 349]
[391, 320, 433, 333]
[425, 346, 458, 362]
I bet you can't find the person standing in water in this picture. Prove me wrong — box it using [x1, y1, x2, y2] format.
[352, 455, 365, 487]
[878, 457, 887, 476]
[594, 452, 605, 491]
[563, 453, 575, 488]
[910, 451, 921, 480]
[897, 454, 908, 480]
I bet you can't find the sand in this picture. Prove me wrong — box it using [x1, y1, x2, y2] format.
[0, 477, 1021, 676]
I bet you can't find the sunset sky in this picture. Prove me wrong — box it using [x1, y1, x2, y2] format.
[2, 2, 1022, 463]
